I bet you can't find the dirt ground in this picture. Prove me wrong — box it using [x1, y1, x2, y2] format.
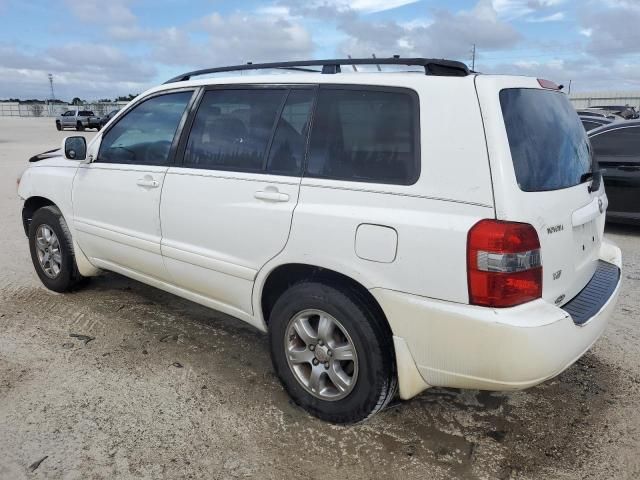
[0, 116, 639, 480]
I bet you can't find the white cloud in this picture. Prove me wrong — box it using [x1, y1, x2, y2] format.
[527, 12, 565, 22]
[338, 0, 520, 59]
[492, 0, 565, 19]
[64, 0, 136, 25]
[295, 0, 420, 14]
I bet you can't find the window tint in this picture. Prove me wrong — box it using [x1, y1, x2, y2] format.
[184, 89, 287, 172]
[591, 127, 640, 163]
[266, 89, 314, 176]
[98, 91, 192, 165]
[581, 120, 601, 131]
[307, 88, 419, 185]
[500, 88, 592, 192]
[79, 111, 94, 116]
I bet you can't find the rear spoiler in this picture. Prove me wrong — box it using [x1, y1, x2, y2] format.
[29, 148, 60, 163]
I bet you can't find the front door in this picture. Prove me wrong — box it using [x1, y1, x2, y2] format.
[73, 90, 194, 281]
[160, 87, 315, 317]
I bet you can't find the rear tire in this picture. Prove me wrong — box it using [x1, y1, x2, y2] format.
[76, 122, 84, 131]
[269, 281, 396, 424]
[28, 206, 86, 292]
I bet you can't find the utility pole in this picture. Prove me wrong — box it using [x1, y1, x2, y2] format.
[47, 74, 56, 116]
[568, 79, 572, 96]
[48, 73, 55, 101]
[470, 44, 476, 71]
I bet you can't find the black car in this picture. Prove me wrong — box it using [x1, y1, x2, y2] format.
[579, 114, 614, 132]
[99, 109, 120, 127]
[589, 120, 640, 224]
[589, 105, 639, 120]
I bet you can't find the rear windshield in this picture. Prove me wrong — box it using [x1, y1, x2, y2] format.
[500, 88, 592, 192]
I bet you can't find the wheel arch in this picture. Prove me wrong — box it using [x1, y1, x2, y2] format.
[259, 262, 392, 337]
[257, 261, 430, 400]
[21, 195, 100, 277]
[22, 196, 55, 236]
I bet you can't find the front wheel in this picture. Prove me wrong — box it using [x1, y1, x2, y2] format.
[269, 281, 397, 423]
[55, 122, 62, 131]
[76, 122, 84, 131]
[28, 206, 86, 292]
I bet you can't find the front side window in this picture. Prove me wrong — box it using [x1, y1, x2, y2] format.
[500, 88, 592, 192]
[98, 91, 192, 165]
[306, 88, 419, 185]
[591, 126, 640, 164]
[184, 89, 287, 172]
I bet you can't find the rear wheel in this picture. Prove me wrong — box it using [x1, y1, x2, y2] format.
[28, 206, 85, 292]
[269, 281, 396, 423]
[76, 121, 84, 131]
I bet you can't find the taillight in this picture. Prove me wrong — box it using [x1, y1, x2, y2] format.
[467, 219, 542, 307]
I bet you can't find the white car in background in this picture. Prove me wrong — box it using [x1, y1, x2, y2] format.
[17, 58, 622, 423]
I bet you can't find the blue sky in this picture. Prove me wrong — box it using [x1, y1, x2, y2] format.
[1, 0, 639, 100]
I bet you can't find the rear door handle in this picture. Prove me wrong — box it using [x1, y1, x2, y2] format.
[254, 188, 289, 202]
[136, 178, 159, 188]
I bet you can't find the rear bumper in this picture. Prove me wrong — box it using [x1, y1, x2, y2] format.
[372, 240, 622, 398]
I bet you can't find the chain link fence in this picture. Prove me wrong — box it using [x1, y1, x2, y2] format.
[0, 102, 129, 117]
[568, 92, 640, 110]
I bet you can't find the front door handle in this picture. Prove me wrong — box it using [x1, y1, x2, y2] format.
[136, 178, 159, 188]
[254, 187, 289, 202]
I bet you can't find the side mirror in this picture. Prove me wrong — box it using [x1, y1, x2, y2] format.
[63, 136, 87, 161]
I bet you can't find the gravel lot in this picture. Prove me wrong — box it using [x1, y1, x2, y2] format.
[1, 116, 639, 479]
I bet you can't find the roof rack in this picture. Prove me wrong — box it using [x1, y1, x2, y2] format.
[164, 56, 470, 83]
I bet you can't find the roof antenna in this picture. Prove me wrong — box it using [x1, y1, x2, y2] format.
[347, 55, 358, 72]
[371, 53, 382, 71]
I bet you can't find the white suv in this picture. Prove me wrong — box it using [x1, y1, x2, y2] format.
[18, 58, 622, 423]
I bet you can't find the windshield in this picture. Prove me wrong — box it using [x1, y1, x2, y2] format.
[500, 88, 593, 192]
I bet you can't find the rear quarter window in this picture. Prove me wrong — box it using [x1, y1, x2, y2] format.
[306, 87, 420, 185]
[500, 88, 592, 192]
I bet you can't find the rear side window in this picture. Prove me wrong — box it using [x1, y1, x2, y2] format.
[590, 126, 640, 163]
[307, 88, 419, 185]
[184, 89, 287, 172]
[500, 88, 592, 192]
[98, 91, 192, 165]
[266, 89, 314, 176]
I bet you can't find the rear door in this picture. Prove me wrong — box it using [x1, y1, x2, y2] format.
[160, 86, 315, 318]
[61, 111, 75, 128]
[590, 124, 640, 220]
[476, 76, 607, 305]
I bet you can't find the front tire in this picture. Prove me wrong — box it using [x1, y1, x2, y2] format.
[28, 206, 85, 292]
[269, 281, 396, 423]
[56, 122, 62, 131]
[76, 122, 84, 131]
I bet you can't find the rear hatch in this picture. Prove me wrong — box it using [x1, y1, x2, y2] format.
[475, 76, 607, 306]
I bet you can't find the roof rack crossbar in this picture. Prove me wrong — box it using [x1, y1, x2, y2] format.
[164, 57, 470, 83]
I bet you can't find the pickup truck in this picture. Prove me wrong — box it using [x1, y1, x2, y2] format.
[55, 110, 101, 131]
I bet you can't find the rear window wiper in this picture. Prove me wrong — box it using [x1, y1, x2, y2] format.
[580, 172, 593, 183]
[581, 171, 602, 193]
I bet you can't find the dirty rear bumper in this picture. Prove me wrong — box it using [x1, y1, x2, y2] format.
[372, 240, 622, 398]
